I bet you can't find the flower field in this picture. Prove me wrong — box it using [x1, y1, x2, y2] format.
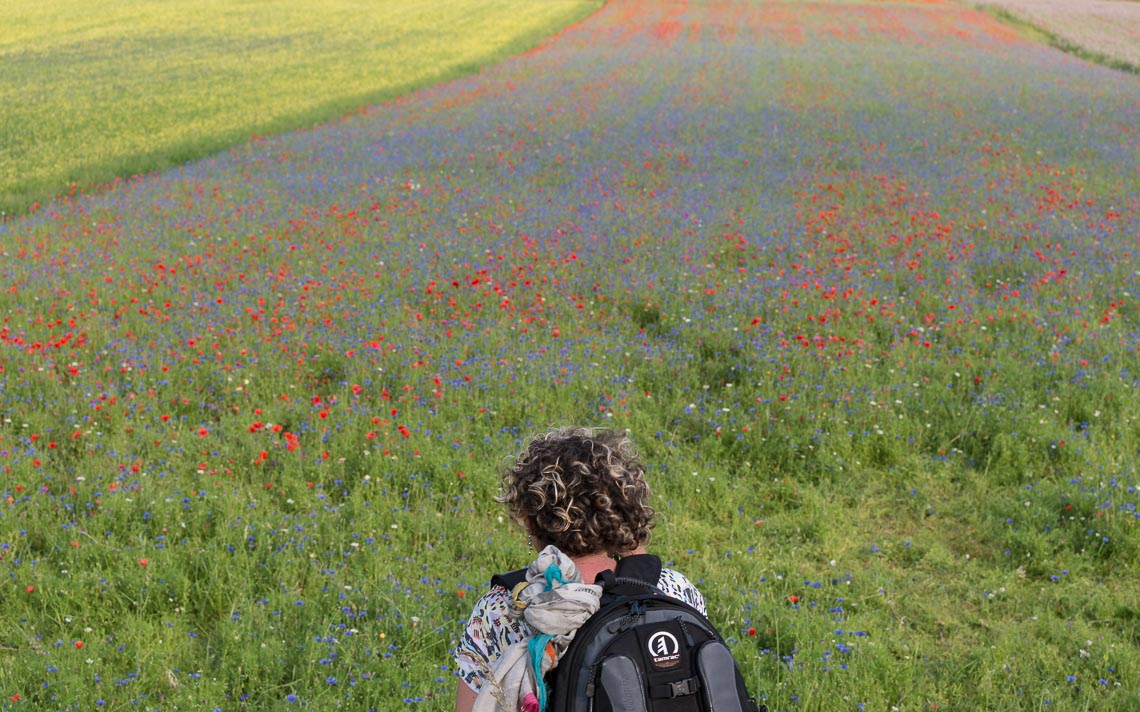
[2, 0, 1139, 709]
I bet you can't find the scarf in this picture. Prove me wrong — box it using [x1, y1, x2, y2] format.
[472, 545, 603, 712]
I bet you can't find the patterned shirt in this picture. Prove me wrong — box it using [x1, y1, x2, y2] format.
[454, 567, 706, 692]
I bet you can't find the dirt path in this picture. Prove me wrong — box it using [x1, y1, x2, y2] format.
[972, 0, 1140, 71]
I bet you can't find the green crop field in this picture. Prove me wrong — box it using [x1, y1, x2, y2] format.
[0, 0, 601, 217]
[1, 0, 1138, 710]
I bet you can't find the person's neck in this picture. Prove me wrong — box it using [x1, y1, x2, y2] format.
[571, 546, 647, 584]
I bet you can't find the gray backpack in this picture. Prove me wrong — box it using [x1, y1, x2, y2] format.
[493, 555, 765, 712]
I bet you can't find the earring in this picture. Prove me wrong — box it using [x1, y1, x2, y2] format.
[527, 534, 534, 549]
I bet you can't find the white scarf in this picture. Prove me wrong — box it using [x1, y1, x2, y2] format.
[472, 546, 603, 712]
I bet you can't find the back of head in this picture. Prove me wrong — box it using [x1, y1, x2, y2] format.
[497, 427, 655, 557]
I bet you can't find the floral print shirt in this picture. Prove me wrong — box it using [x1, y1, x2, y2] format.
[454, 567, 706, 692]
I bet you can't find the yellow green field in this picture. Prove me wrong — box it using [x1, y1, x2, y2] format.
[0, 0, 600, 217]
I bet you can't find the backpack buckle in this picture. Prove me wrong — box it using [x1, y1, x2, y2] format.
[650, 677, 700, 699]
[668, 678, 698, 697]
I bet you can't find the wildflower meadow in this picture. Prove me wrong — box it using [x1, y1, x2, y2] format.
[1, 0, 1138, 709]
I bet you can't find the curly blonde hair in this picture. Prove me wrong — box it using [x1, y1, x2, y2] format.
[496, 427, 655, 557]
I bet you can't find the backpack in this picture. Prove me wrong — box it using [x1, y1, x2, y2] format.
[492, 554, 766, 712]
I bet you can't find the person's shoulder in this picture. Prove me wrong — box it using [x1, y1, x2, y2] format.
[469, 583, 513, 613]
[457, 583, 524, 653]
[657, 566, 699, 592]
[656, 566, 707, 613]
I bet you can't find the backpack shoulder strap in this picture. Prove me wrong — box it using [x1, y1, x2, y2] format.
[493, 554, 664, 594]
[595, 553, 663, 595]
[490, 567, 528, 591]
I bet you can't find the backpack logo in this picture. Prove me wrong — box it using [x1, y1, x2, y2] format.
[647, 631, 681, 669]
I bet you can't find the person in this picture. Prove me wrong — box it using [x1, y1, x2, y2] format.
[453, 426, 706, 712]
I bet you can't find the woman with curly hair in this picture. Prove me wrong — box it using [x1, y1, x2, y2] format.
[453, 427, 705, 711]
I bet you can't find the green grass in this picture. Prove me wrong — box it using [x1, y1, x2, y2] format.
[0, 0, 602, 218]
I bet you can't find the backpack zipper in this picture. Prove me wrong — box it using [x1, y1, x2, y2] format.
[676, 616, 696, 647]
[585, 662, 599, 712]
